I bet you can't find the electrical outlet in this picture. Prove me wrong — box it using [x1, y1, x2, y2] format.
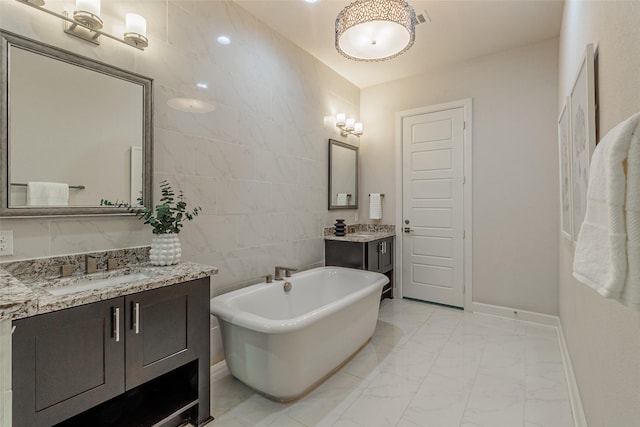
[0, 230, 14, 256]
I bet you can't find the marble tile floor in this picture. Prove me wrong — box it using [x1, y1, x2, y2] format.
[202, 299, 573, 427]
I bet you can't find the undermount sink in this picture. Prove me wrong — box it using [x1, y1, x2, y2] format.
[350, 232, 378, 237]
[44, 271, 150, 296]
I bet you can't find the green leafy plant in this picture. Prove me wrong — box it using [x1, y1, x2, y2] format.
[101, 180, 201, 234]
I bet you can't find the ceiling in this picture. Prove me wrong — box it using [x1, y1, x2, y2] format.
[234, 0, 565, 88]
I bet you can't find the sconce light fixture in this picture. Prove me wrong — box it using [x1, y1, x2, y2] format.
[17, 0, 150, 51]
[73, 0, 103, 29]
[124, 13, 149, 48]
[336, 113, 363, 137]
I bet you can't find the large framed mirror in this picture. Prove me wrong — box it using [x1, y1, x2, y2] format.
[328, 139, 358, 210]
[0, 30, 153, 217]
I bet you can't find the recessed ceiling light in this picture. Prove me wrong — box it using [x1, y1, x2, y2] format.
[167, 98, 215, 114]
[304, 0, 319, 3]
[217, 35, 231, 45]
[196, 82, 208, 89]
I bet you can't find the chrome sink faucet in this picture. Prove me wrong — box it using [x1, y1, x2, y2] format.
[274, 266, 297, 280]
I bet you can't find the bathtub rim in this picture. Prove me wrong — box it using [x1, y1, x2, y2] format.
[210, 266, 388, 334]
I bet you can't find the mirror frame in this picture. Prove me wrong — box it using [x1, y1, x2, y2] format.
[328, 139, 358, 210]
[0, 30, 153, 217]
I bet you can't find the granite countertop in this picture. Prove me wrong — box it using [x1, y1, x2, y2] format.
[0, 268, 37, 321]
[0, 262, 218, 321]
[324, 230, 396, 243]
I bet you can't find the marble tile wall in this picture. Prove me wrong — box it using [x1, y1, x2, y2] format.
[0, 0, 361, 293]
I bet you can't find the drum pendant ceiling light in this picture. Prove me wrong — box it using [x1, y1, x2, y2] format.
[335, 0, 416, 62]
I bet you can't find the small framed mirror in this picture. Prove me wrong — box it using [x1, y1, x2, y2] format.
[328, 139, 358, 210]
[0, 30, 153, 217]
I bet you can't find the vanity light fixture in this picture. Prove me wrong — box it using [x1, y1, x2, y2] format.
[124, 13, 149, 48]
[16, 0, 150, 51]
[335, 113, 363, 137]
[335, 0, 416, 61]
[73, 0, 103, 29]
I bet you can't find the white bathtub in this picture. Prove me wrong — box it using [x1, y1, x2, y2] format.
[210, 266, 388, 401]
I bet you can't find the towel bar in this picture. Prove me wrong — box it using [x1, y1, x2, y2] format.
[369, 193, 385, 197]
[10, 183, 86, 190]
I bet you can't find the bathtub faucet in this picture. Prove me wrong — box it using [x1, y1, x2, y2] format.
[274, 266, 297, 280]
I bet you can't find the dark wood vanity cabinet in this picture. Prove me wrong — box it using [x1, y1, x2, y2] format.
[325, 236, 394, 299]
[12, 299, 125, 427]
[12, 278, 211, 427]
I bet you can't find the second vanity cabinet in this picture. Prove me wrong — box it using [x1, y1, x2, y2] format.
[12, 278, 210, 427]
[325, 236, 394, 299]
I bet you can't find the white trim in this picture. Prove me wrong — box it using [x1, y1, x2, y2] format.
[394, 98, 473, 310]
[558, 321, 588, 427]
[472, 302, 560, 327]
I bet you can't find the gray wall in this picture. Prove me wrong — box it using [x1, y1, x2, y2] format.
[360, 38, 560, 315]
[558, 1, 640, 425]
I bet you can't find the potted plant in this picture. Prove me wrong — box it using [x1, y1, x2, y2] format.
[101, 180, 201, 266]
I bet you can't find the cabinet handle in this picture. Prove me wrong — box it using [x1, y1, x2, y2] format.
[132, 302, 140, 334]
[113, 307, 120, 342]
[382, 241, 386, 254]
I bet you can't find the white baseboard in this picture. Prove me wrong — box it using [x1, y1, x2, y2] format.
[557, 322, 588, 427]
[471, 302, 586, 427]
[472, 302, 560, 327]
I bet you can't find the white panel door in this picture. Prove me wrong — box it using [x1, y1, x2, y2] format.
[402, 108, 465, 307]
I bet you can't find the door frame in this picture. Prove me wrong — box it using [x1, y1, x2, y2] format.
[394, 98, 473, 311]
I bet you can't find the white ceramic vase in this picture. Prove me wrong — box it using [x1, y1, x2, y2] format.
[149, 233, 181, 266]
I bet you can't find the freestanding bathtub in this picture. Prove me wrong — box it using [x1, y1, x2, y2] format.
[210, 266, 388, 401]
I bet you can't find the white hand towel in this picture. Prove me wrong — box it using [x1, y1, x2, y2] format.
[573, 112, 640, 307]
[336, 193, 349, 206]
[369, 193, 382, 220]
[27, 182, 69, 206]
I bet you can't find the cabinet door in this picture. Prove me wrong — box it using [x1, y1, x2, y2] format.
[367, 240, 381, 271]
[125, 278, 209, 390]
[12, 299, 125, 427]
[378, 237, 394, 273]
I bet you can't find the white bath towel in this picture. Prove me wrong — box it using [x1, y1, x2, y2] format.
[27, 182, 69, 206]
[336, 193, 349, 206]
[369, 193, 382, 220]
[573, 112, 640, 310]
[621, 126, 640, 310]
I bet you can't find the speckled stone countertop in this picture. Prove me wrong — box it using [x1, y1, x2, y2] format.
[324, 224, 395, 243]
[0, 249, 217, 321]
[0, 268, 37, 321]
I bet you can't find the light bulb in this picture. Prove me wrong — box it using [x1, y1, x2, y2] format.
[345, 118, 355, 131]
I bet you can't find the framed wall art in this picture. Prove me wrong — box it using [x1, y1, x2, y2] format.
[558, 97, 573, 241]
[569, 43, 596, 242]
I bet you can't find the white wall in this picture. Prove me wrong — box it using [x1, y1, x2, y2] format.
[558, 1, 640, 425]
[360, 38, 559, 315]
[0, 0, 360, 365]
[0, 0, 358, 277]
